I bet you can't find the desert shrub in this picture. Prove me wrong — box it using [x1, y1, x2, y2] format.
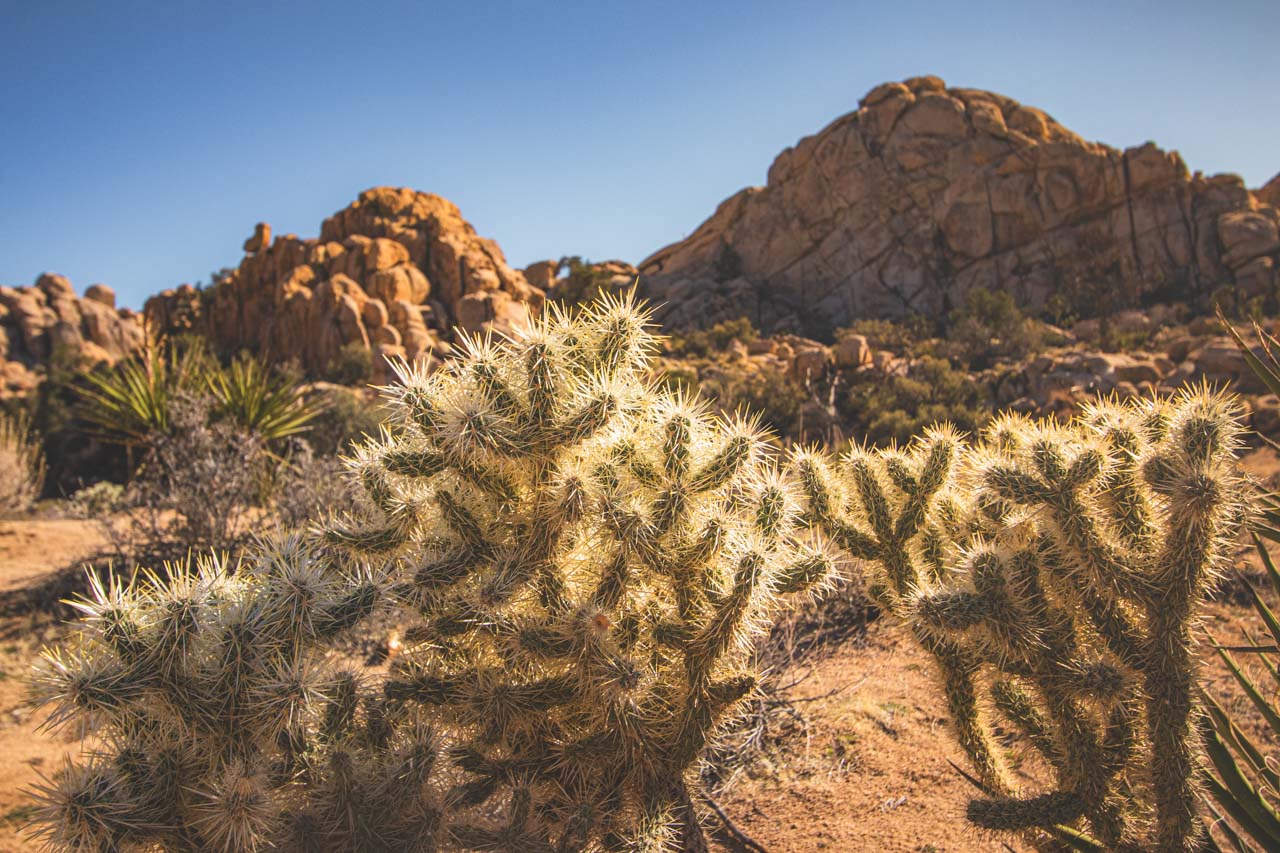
[550, 255, 623, 306]
[28, 345, 130, 494]
[205, 353, 326, 445]
[943, 287, 1044, 369]
[0, 410, 45, 515]
[303, 385, 386, 456]
[836, 316, 926, 353]
[667, 317, 759, 358]
[841, 355, 991, 447]
[325, 340, 375, 386]
[796, 390, 1249, 849]
[33, 294, 832, 851]
[77, 334, 211, 455]
[700, 363, 808, 439]
[77, 337, 321, 469]
[73, 394, 270, 565]
[266, 439, 361, 533]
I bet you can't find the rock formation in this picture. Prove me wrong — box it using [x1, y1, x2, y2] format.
[0, 275, 145, 398]
[1258, 173, 1280, 210]
[639, 75, 1280, 337]
[145, 187, 544, 381]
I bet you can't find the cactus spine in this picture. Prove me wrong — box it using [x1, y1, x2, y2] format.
[797, 391, 1248, 850]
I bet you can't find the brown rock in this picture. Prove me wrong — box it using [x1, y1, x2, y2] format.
[456, 290, 531, 338]
[523, 260, 559, 291]
[84, 284, 116, 308]
[139, 187, 542, 379]
[832, 334, 872, 368]
[367, 264, 430, 304]
[244, 222, 271, 253]
[362, 298, 389, 330]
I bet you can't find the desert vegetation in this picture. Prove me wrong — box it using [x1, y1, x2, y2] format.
[11, 292, 1278, 853]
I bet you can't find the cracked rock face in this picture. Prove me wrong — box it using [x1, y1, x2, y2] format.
[143, 187, 544, 381]
[638, 75, 1280, 337]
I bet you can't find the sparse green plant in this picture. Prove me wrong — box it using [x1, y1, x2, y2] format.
[325, 340, 376, 386]
[550, 256, 624, 307]
[76, 332, 210, 456]
[33, 294, 832, 851]
[0, 410, 45, 514]
[943, 286, 1043, 369]
[840, 355, 990, 448]
[1201, 535, 1280, 850]
[666, 318, 759, 359]
[795, 389, 1249, 850]
[700, 363, 808, 440]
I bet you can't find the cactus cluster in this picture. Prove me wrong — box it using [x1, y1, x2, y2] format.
[795, 390, 1249, 850]
[33, 294, 831, 851]
[30, 543, 380, 851]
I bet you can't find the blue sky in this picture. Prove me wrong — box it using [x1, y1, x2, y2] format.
[2, 1, 1277, 308]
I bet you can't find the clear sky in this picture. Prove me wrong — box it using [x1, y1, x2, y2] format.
[2, 1, 1277, 308]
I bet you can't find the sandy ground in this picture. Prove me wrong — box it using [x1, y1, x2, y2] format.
[0, 520, 107, 852]
[0, 470, 1276, 851]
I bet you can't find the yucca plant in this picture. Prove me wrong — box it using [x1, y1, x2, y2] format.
[1200, 308, 1280, 850]
[1200, 534, 1280, 851]
[796, 389, 1250, 850]
[0, 408, 46, 514]
[205, 353, 326, 444]
[77, 331, 209, 453]
[32, 293, 832, 851]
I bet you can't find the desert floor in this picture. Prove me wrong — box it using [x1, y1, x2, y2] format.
[0, 451, 1277, 852]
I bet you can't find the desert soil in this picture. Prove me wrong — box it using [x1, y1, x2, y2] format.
[0, 455, 1277, 851]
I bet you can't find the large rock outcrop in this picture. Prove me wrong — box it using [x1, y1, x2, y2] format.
[145, 187, 544, 379]
[639, 76, 1280, 336]
[0, 275, 145, 398]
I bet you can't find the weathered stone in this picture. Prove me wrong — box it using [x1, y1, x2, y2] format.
[244, 222, 271, 253]
[84, 284, 116, 308]
[832, 334, 872, 368]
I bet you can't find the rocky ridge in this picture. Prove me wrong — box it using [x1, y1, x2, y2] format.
[638, 76, 1280, 337]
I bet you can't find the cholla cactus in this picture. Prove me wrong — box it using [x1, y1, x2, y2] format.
[318, 294, 832, 851]
[30, 542, 380, 851]
[795, 390, 1248, 850]
[33, 294, 830, 852]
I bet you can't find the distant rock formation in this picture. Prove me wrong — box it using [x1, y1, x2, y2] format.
[1258, 173, 1280, 209]
[639, 75, 1280, 337]
[0, 275, 144, 397]
[144, 187, 544, 381]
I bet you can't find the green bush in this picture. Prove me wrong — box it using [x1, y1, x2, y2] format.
[549, 255, 623, 307]
[325, 340, 374, 386]
[841, 355, 990, 447]
[701, 363, 808, 440]
[666, 317, 759, 359]
[943, 287, 1044, 369]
